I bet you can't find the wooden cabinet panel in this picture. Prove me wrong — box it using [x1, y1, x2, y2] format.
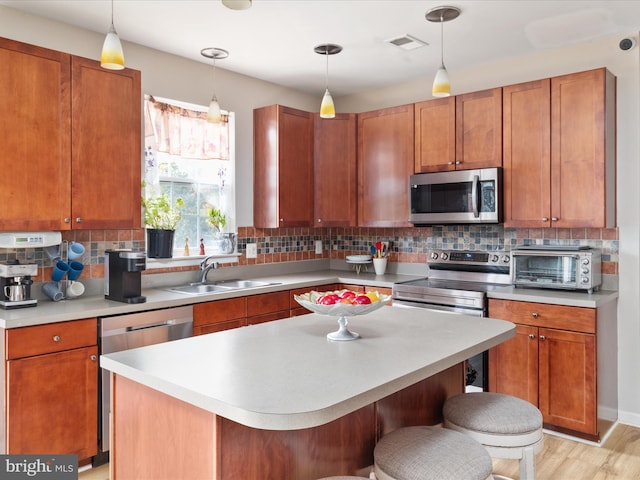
[550, 68, 616, 228]
[70, 56, 141, 229]
[193, 297, 247, 334]
[246, 291, 290, 317]
[488, 298, 599, 439]
[6, 318, 96, 359]
[357, 105, 414, 227]
[254, 105, 314, 228]
[414, 97, 455, 173]
[488, 324, 538, 405]
[7, 346, 98, 459]
[314, 113, 357, 226]
[503, 79, 551, 227]
[503, 68, 615, 228]
[538, 327, 596, 435]
[489, 298, 595, 333]
[0, 38, 71, 231]
[455, 88, 502, 171]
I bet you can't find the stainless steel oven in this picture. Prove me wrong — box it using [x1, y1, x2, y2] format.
[392, 249, 512, 391]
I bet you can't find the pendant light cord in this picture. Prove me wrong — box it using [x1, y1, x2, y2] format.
[440, 11, 445, 68]
[325, 51, 329, 90]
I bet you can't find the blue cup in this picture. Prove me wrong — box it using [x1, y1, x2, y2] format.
[67, 261, 84, 281]
[51, 261, 70, 281]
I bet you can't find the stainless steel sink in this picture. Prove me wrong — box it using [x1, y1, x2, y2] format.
[166, 279, 279, 296]
[211, 279, 276, 289]
[166, 284, 236, 296]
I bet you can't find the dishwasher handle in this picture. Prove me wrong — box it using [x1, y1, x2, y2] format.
[126, 320, 175, 332]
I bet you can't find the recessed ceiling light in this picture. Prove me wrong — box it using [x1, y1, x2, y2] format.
[385, 34, 429, 51]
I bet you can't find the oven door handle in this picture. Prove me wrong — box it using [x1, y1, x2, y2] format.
[392, 299, 484, 317]
[471, 174, 480, 218]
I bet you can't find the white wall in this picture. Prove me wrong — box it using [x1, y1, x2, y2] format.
[2, 5, 639, 427]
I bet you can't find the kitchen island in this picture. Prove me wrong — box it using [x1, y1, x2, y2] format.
[101, 306, 514, 479]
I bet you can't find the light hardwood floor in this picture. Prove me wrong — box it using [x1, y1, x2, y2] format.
[78, 424, 640, 480]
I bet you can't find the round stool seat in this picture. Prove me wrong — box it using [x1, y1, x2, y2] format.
[374, 426, 493, 480]
[443, 392, 543, 447]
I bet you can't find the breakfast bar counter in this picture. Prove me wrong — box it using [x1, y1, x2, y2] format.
[101, 306, 514, 479]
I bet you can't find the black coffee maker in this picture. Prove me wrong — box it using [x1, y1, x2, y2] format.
[104, 250, 146, 304]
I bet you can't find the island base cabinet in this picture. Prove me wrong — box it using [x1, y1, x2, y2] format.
[110, 365, 463, 479]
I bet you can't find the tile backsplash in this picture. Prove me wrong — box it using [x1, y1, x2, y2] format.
[0, 225, 618, 283]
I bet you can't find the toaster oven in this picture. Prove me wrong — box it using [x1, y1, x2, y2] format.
[511, 245, 601, 293]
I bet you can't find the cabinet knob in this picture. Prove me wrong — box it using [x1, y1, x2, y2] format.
[532, 312, 539, 319]
[448, 161, 454, 165]
[551, 217, 558, 222]
[317, 219, 322, 223]
[542, 217, 548, 222]
[540, 335, 546, 341]
[90, 355, 97, 361]
[529, 334, 536, 340]
[64, 217, 71, 223]
[279, 218, 284, 222]
[53, 335, 61, 342]
[76, 217, 83, 223]
[455, 161, 461, 165]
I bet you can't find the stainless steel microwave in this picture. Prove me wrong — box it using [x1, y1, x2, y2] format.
[409, 167, 502, 225]
[511, 245, 602, 293]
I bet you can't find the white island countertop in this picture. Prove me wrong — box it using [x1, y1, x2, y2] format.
[101, 306, 514, 431]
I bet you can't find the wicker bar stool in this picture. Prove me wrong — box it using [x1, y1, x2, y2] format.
[443, 392, 544, 480]
[374, 426, 494, 480]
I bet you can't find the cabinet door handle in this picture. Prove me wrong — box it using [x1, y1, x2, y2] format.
[64, 217, 71, 223]
[551, 217, 558, 222]
[317, 219, 322, 223]
[90, 355, 97, 361]
[539, 335, 546, 341]
[76, 217, 83, 223]
[542, 217, 548, 222]
[455, 161, 461, 165]
[529, 334, 536, 340]
[53, 335, 61, 342]
[532, 312, 539, 319]
[448, 161, 454, 165]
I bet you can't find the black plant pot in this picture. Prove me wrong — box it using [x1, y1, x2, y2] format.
[146, 229, 175, 258]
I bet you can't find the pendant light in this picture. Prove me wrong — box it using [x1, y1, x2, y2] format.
[101, 0, 125, 70]
[426, 6, 460, 97]
[200, 47, 229, 123]
[222, 0, 252, 10]
[314, 44, 342, 119]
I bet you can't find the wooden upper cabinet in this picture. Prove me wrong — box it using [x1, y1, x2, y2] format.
[504, 68, 616, 228]
[357, 104, 414, 227]
[0, 37, 71, 231]
[455, 87, 503, 171]
[550, 68, 616, 228]
[414, 97, 455, 172]
[71, 56, 141, 229]
[0, 38, 142, 231]
[503, 79, 551, 228]
[313, 113, 357, 226]
[414, 88, 502, 173]
[254, 105, 314, 228]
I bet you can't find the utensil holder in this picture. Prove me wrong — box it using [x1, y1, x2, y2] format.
[373, 257, 388, 275]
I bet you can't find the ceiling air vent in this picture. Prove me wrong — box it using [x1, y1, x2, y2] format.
[385, 34, 428, 51]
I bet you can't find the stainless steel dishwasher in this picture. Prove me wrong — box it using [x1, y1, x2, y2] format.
[98, 305, 193, 453]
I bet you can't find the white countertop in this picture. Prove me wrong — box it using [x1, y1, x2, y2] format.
[0, 268, 618, 328]
[101, 306, 515, 431]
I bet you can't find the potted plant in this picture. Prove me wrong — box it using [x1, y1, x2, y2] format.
[142, 193, 185, 258]
[206, 206, 235, 254]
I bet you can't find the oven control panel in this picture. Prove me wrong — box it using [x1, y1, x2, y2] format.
[428, 250, 510, 266]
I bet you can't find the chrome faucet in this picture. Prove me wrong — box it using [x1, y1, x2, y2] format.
[199, 256, 220, 284]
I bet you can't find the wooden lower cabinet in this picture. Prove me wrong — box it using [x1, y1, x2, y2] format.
[488, 298, 616, 441]
[4, 319, 98, 460]
[247, 291, 290, 325]
[193, 297, 247, 335]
